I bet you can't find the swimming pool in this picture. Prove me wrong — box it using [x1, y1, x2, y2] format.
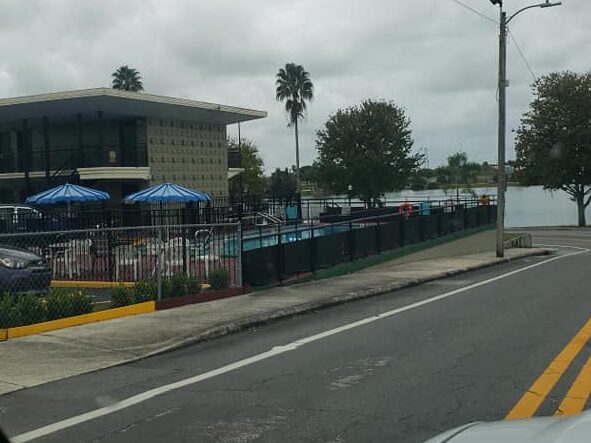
[242, 224, 352, 251]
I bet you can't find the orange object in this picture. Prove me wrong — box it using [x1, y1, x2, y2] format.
[400, 202, 413, 219]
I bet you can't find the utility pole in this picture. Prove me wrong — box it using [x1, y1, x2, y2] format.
[490, 0, 561, 258]
[496, 8, 507, 258]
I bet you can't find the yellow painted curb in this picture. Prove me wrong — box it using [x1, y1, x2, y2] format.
[51, 281, 135, 289]
[0, 329, 6, 342]
[6, 301, 155, 339]
[51, 281, 211, 290]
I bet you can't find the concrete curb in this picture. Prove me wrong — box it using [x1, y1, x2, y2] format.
[140, 248, 551, 360]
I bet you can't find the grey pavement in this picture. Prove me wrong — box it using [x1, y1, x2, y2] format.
[0, 229, 587, 442]
[0, 229, 545, 397]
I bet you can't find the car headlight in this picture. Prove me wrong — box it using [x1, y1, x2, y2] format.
[0, 257, 28, 269]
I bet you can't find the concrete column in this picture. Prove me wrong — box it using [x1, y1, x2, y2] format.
[22, 118, 30, 197]
[43, 116, 51, 186]
[77, 113, 83, 167]
[97, 111, 104, 165]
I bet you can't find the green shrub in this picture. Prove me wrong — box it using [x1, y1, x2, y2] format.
[169, 274, 189, 298]
[46, 288, 93, 321]
[0, 294, 21, 328]
[133, 279, 158, 302]
[111, 285, 134, 307]
[209, 269, 229, 290]
[15, 293, 47, 326]
[186, 276, 202, 295]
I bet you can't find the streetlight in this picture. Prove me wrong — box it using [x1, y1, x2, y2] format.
[489, 0, 561, 257]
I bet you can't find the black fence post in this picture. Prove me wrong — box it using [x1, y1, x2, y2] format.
[107, 230, 114, 282]
[399, 215, 405, 247]
[310, 225, 316, 273]
[277, 225, 283, 283]
[376, 221, 381, 254]
[419, 216, 425, 242]
[438, 210, 443, 237]
[463, 204, 468, 230]
[348, 222, 355, 261]
[476, 203, 481, 227]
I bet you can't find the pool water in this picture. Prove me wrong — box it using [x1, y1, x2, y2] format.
[242, 224, 352, 251]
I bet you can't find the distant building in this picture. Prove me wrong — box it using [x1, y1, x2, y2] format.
[0, 88, 266, 202]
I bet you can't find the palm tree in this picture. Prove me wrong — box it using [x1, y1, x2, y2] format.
[111, 66, 144, 92]
[275, 63, 314, 194]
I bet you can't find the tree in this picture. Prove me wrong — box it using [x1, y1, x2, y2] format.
[316, 99, 423, 207]
[227, 138, 267, 197]
[275, 63, 314, 194]
[515, 71, 591, 226]
[111, 65, 144, 91]
[268, 168, 297, 198]
[438, 152, 480, 201]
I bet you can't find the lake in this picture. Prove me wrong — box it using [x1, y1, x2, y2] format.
[382, 186, 584, 228]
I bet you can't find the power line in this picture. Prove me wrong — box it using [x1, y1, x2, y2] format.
[450, 0, 498, 24]
[508, 29, 538, 81]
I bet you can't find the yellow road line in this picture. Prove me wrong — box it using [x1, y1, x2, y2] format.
[506, 317, 591, 420]
[555, 355, 591, 416]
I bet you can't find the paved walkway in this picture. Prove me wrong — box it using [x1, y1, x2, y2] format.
[0, 231, 546, 396]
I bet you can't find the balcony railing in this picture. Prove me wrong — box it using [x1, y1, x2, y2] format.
[0, 143, 148, 174]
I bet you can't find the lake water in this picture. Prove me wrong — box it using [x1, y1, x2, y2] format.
[382, 186, 584, 228]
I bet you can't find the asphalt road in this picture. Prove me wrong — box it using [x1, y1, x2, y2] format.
[2, 229, 591, 443]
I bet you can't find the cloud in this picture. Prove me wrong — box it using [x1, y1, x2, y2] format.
[0, 0, 588, 171]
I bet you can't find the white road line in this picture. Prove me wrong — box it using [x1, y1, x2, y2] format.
[534, 243, 590, 251]
[10, 248, 588, 443]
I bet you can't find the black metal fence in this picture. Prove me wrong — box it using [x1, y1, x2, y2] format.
[242, 201, 497, 286]
[0, 223, 241, 293]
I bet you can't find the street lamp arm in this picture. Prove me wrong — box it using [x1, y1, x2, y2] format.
[507, 2, 562, 24]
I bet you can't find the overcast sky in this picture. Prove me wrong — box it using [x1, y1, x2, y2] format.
[0, 0, 589, 171]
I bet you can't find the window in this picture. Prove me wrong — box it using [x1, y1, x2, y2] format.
[192, 158, 195, 164]
[171, 157, 175, 163]
[200, 158, 205, 164]
[172, 175, 177, 180]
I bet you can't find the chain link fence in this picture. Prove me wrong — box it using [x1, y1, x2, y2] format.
[0, 223, 241, 328]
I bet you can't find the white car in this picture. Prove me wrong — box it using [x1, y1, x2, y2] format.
[424, 411, 590, 442]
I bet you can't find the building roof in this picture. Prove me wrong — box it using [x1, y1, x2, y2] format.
[0, 88, 267, 125]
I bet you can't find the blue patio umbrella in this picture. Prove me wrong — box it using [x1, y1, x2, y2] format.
[123, 183, 210, 301]
[123, 182, 210, 204]
[26, 182, 110, 205]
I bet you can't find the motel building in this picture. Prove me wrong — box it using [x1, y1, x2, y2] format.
[0, 88, 266, 202]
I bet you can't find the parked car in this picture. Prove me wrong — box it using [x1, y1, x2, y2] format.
[424, 410, 591, 442]
[0, 245, 51, 295]
[0, 205, 62, 233]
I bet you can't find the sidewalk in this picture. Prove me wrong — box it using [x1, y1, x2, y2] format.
[0, 232, 547, 396]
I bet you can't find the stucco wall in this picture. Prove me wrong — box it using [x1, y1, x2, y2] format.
[147, 118, 228, 197]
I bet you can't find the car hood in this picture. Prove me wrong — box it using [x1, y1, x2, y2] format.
[425, 411, 591, 443]
[0, 245, 43, 262]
